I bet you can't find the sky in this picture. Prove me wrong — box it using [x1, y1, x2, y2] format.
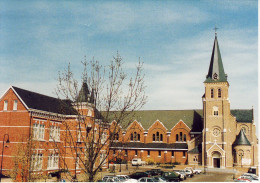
[0, 1, 258, 125]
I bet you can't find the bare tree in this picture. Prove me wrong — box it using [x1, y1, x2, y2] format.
[55, 53, 147, 182]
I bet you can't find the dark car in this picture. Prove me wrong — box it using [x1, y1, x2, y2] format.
[145, 170, 157, 176]
[151, 169, 164, 176]
[162, 171, 180, 182]
[129, 172, 150, 179]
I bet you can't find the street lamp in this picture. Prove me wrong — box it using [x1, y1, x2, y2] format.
[0, 134, 10, 182]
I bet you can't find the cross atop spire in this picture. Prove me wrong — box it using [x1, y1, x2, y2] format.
[214, 25, 218, 37]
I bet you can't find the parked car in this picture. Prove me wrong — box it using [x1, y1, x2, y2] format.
[152, 176, 167, 182]
[184, 169, 193, 177]
[173, 170, 186, 181]
[132, 158, 146, 166]
[175, 170, 187, 180]
[117, 175, 138, 183]
[151, 169, 164, 176]
[193, 169, 202, 174]
[145, 170, 157, 176]
[242, 173, 259, 180]
[238, 176, 258, 182]
[129, 172, 150, 179]
[184, 167, 194, 174]
[161, 171, 180, 182]
[138, 177, 157, 182]
[99, 175, 122, 182]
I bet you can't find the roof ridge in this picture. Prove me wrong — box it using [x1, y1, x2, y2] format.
[12, 86, 60, 100]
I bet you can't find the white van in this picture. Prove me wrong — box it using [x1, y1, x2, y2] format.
[131, 158, 145, 166]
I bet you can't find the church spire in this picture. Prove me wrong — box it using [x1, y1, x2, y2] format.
[76, 81, 90, 102]
[204, 34, 227, 83]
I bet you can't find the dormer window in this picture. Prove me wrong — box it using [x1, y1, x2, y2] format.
[211, 89, 214, 98]
[218, 88, 221, 98]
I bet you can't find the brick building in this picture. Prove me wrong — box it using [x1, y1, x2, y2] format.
[0, 34, 258, 180]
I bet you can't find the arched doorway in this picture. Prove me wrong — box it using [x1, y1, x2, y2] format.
[212, 151, 221, 168]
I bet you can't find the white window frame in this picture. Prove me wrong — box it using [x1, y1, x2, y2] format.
[31, 154, 43, 170]
[48, 154, 59, 169]
[33, 123, 45, 140]
[3, 100, 8, 111]
[13, 100, 18, 110]
[49, 126, 60, 141]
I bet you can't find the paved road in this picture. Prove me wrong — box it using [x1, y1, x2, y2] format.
[184, 172, 234, 182]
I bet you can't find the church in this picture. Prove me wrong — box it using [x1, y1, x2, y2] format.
[0, 33, 258, 179]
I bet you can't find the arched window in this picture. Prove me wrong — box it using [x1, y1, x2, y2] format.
[176, 134, 179, 141]
[153, 134, 155, 141]
[137, 134, 140, 141]
[184, 134, 186, 141]
[211, 89, 214, 98]
[218, 88, 221, 98]
[156, 132, 159, 141]
[160, 134, 163, 141]
[130, 133, 133, 141]
[180, 132, 183, 141]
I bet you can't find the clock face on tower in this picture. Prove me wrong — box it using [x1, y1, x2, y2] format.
[213, 73, 218, 80]
[213, 128, 220, 137]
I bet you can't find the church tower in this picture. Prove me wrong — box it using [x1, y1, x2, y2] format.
[202, 33, 237, 168]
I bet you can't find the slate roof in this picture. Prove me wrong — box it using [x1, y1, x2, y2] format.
[104, 109, 253, 132]
[205, 36, 228, 83]
[12, 86, 77, 115]
[231, 109, 253, 123]
[103, 110, 204, 132]
[110, 142, 188, 150]
[188, 145, 202, 154]
[233, 130, 251, 146]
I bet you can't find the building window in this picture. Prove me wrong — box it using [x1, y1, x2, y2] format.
[153, 134, 155, 141]
[176, 134, 179, 141]
[218, 88, 221, 98]
[171, 151, 174, 157]
[153, 132, 163, 142]
[135, 150, 138, 156]
[211, 89, 214, 98]
[131, 133, 133, 141]
[48, 154, 59, 169]
[131, 132, 140, 142]
[180, 132, 183, 141]
[113, 150, 116, 155]
[138, 134, 140, 141]
[182, 151, 186, 157]
[114, 133, 119, 141]
[13, 100, 18, 110]
[184, 134, 186, 142]
[160, 134, 163, 141]
[147, 150, 150, 157]
[49, 126, 60, 141]
[3, 100, 8, 111]
[213, 106, 219, 116]
[33, 123, 45, 140]
[125, 150, 128, 156]
[31, 154, 43, 170]
[241, 127, 246, 134]
[158, 151, 161, 157]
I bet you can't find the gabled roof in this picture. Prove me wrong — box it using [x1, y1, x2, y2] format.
[12, 86, 77, 115]
[204, 35, 227, 83]
[231, 109, 253, 123]
[233, 130, 251, 146]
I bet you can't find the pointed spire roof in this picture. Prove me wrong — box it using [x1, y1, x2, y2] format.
[233, 130, 251, 146]
[76, 82, 90, 102]
[204, 35, 228, 83]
